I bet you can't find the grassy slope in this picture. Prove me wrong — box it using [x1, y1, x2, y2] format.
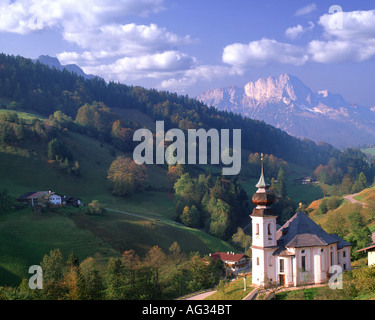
[0, 109, 238, 286]
[361, 147, 375, 158]
[205, 275, 253, 300]
[307, 186, 375, 234]
[0, 107, 326, 287]
[0, 208, 119, 286]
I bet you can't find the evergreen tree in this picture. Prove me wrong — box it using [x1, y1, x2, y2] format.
[275, 167, 287, 198]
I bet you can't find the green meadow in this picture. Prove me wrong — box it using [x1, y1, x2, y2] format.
[0, 208, 119, 286]
[0, 110, 238, 286]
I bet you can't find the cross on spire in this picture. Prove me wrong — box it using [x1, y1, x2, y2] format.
[255, 153, 270, 188]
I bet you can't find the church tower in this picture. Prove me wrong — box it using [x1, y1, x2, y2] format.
[251, 154, 278, 286]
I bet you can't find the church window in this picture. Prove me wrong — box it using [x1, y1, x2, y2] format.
[330, 252, 333, 266]
[268, 257, 272, 266]
[255, 223, 259, 235]
[343, 250, 346, 257]
[256, 257, 259, 265]
[301, 256, 306, 272]
[267, 223, 273, 241]
[279, 259, 285, 273]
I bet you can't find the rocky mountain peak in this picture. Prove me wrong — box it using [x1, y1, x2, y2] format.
[244, 74, 313, 104]
[197, 74, 375, 148]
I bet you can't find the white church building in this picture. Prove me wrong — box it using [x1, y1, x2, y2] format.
[251, 158, 351, 287]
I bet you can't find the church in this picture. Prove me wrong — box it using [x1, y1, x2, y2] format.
[250, 157, 351, 287]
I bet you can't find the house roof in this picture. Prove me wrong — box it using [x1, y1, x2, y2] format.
[275, 211, 350, 252]
[25, 191, 48, 199]
[211, 252, 248, 263]
[357, 243, 375, 253]
[17, 191, 38, 200]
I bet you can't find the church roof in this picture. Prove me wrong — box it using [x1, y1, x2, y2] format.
[275, 211, 350, 250]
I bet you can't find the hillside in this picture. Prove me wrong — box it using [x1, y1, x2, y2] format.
[0, 53, 336, 169]
[307, 186, 375, 259]
[0, 107, 236, 287]
[0, 53, 357, 289]
[197, 74, 375, 148]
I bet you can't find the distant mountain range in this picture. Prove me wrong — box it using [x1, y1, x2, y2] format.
[197, 74, 375, 148]
[34, 55, 96, 80]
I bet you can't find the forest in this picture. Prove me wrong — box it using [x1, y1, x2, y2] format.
[0, 53, 336, 169]
[1, 53, 375, 242]
[0, 244, 223, 300]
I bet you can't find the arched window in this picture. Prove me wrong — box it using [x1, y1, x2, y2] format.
[256, 257, 260, 266]
[255, 223, 259, 236]
[301, 250, 307, 272]
[267, 223, 273, 241]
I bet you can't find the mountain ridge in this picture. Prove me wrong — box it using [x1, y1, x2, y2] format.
[197, 74, 375, 149]
[34, 55, 97, 80]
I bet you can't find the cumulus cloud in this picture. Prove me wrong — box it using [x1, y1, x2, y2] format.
[285, 21, 314, 40]
[223, 9, 375, 70]
[58, 23, 193, 65]
[222, 38, 309, 71]
[83, 51, 196, 83]
[0, 0, 200, 86]
[294, 3, 317, 16]
[319, 9, 375, 41]
[0, 0, 166, 34]
[160, 65, 237, 93]
[309, 9, 375, 63]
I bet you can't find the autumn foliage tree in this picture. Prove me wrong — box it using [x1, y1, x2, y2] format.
[107, 156, 148, 196]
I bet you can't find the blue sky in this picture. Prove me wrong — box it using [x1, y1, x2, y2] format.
[0, 0, 374, 106]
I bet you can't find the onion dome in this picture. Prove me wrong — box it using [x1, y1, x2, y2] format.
[252, 191, 275, 206]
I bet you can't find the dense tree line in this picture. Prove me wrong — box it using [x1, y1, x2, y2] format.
[0, 244, 223, 300]
[173, 169, 249, 240]
[0, 53, 335, 169]
[314, 148, 375, 195]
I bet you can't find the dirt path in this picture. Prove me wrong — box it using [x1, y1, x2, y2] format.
[343, 193, 367, 207]
[184, 290, 217, 300]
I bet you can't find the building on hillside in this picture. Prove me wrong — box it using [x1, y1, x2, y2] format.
[210, 252, 249, 273]
[250, 155, 351, 287]
[357, 243, 375, 266]
[17, 191, 82, 207]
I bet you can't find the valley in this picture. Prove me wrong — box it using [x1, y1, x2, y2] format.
[0, 54, 374, 300]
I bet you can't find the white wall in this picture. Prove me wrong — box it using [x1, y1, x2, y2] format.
[48, 194, 62, 205]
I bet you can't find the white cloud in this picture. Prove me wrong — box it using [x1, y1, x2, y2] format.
[308, 40, 375, 64]
[59, 23, 193, 64]
[83, 51, 197, 83]
[295, 3, 317, 16]
[222, 38, 309, 71]
[319, 9, 375, 41]
[160, 65, 236, 93]
[0, 0, 166, 34]
[285, 21, 314, 40]
[225, 9, 375, 69]
[309, 9, 375, 63]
